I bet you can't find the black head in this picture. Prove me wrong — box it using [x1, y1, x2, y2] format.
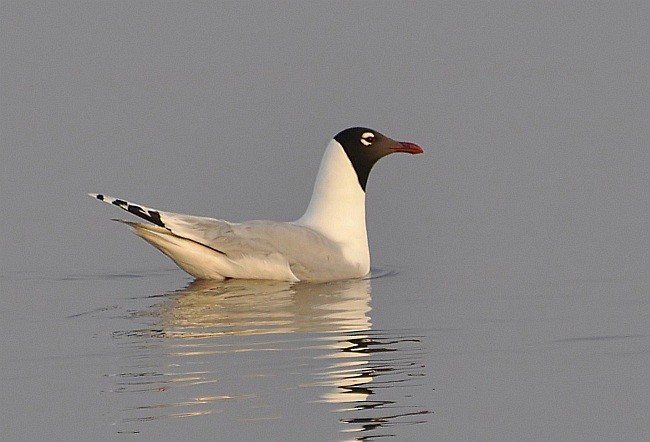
[334, 127, 423, 191]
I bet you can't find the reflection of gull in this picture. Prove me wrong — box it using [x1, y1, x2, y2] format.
[111, 275, 429, 438]
[155, 278, 373, 405]
[158, 277, 372, 337]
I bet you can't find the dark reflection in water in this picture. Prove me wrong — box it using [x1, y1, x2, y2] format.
[108, 275, 430, 439]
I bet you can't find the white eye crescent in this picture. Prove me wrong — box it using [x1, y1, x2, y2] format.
[360, 132, 375, 146]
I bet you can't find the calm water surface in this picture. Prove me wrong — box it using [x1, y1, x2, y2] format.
[1, 269, 433, 441]
[2, 267, 648, 441]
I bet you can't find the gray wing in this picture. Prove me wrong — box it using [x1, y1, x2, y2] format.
[229, 221, 352, 279]
[171, 217, 351, 281]
[90, 194, 351, 280]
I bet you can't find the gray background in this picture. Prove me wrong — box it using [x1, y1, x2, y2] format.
[1, 2, 649, 441]
[3, 1, 646, 281]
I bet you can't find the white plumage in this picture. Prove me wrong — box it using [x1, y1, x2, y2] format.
[90, 127, 423, 281]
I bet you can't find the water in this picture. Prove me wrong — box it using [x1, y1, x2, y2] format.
[106, 273, 430, 439]
[1, 269, 433, 440]
[3, 267, 649, 441]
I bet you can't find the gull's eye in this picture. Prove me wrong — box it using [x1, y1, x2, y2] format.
[360, 132, 375, 146]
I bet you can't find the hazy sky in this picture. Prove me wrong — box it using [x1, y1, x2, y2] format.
[1, 2, 648, 283]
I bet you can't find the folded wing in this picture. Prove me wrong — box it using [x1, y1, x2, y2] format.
[90, 194, 356, 281]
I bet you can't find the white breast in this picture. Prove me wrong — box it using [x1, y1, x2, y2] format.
[295, 140, 370, 275]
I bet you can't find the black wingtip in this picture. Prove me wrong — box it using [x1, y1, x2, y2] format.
[90, 193, 168, 230]
[126, 204, 166, 228]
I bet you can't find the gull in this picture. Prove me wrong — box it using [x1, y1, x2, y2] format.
[90, 127, 423, 282]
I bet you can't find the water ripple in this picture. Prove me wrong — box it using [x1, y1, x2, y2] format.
[105, 276, 431, 439]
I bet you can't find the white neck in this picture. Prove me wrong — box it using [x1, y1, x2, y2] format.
[295, 140, 370, 269]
